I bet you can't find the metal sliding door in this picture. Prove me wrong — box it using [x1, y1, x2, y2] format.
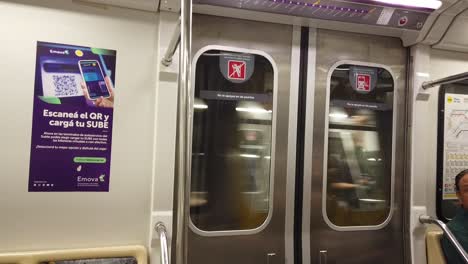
[187, 14, 294, 264]
[303, 29, 408, 264]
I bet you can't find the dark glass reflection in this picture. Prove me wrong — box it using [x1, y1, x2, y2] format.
[326, 64, 394, 227]
[190, 50, 273, 231]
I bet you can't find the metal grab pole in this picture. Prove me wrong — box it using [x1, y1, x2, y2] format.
[161, 19, 181, 67]
[155, 222, 170, 264]
[419, 215, 468, 263]
[174, 0, 192, 263]
[422, 72, 468, 90]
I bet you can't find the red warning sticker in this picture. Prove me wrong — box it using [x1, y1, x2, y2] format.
[228, 60, 246, 80]
[356, 74, 371, 92]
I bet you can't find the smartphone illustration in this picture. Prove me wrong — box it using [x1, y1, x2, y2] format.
[78, 60, 111, 100]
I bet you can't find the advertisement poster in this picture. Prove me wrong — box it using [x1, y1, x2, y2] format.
[28, 41, 116, 192]
[443, 93, 468, 199]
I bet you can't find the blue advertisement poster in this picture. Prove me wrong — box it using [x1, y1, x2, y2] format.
[28, 41, 116, 192]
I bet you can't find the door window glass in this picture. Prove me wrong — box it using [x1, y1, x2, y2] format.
[324, 64, 394, 228]
[190, 49, 274, 232]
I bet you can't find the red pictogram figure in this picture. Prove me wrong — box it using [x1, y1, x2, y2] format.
[228, 60, 246, 80]
[356, 74, 371, 92]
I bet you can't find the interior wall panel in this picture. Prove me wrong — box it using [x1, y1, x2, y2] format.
[0, 0, 158, 252]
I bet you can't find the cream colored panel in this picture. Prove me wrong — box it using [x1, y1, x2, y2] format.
[0, 0, 158, 252]
[434, 10, 468, 53]
[426, 231, 447, 264]
[431, 49, 468, 79]
[0, 246, 147, 264]
[84, 0, 159, 12]
[152, 11, 179, 213]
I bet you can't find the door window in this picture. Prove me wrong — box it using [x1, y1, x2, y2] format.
[190, 48, 275, 234]
[323, 63, 395, 229]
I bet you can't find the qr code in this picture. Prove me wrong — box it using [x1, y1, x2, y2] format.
[52, 75, 80, 97]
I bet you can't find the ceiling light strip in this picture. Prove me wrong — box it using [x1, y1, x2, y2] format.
[268, 0, 369, 14]
[372, 0, 442, 10]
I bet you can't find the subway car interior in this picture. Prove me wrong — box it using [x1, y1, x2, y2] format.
[5, 0, 468, 263]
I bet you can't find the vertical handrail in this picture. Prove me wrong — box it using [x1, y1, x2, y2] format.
[173, 0, 192, 264]
[155, 222, 170, 264]
[419, 215, 468, 263]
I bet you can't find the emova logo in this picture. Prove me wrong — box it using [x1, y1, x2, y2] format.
[49, 49, 70, 55]
[77, 175, 105, 183]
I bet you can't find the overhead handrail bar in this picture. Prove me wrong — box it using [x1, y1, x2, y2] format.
[422, 72, 468, 90]
[419, 215, 468, 263]
[173, 0, 192, 263]
[155, 222, 170, 264]
[161, 19, 181, 67]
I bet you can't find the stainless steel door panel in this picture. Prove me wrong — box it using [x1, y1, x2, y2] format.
[305, 29, 407, 264]
[189, 14, 293, 264]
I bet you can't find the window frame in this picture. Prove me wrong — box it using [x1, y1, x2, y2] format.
[436, 84, 468, 223]
[188, 45, 278, 237]
[321, 60, 397, 231]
